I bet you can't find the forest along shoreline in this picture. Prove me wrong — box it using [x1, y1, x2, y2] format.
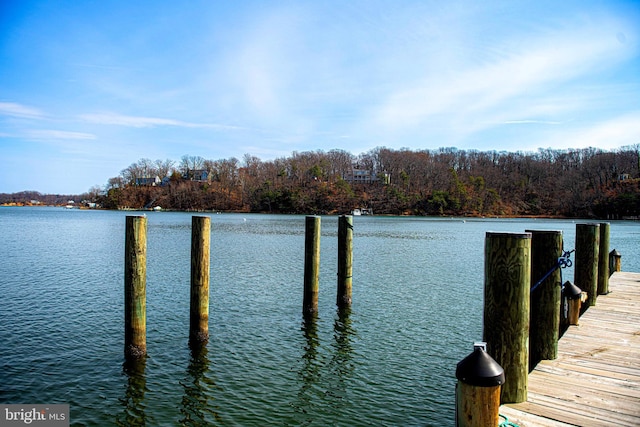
[2, 146, 639, 219]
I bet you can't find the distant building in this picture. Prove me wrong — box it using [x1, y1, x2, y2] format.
[183, 169, 209, 182]
[135, 176, 161, 186]
[343, 165, 390, 185]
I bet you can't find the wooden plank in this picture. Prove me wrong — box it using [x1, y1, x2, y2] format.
[535, 360, 640, 384]
[499, 405, 575, 427]
[530, 365, 640, 399]
[516, 393, 639, 427]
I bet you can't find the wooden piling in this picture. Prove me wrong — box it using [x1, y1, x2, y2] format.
[455, 343, 505, 427]
[337, 215, 353, 308]
[598, 223, 610, 295]
[483, 232, 531, 404]
[190, 216, 211, 343]
[526, 230, 562, 369]
[609, 249, 621, 274]
[567, 297, 581, 325]
[303, 216, 321, 316]
[124, 215, 147, 359]
[575, 223, 600, 308]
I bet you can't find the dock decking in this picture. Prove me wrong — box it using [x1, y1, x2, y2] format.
[499, 271, 640, 426]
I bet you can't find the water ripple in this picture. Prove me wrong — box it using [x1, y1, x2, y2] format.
[2, 209, 639, 425]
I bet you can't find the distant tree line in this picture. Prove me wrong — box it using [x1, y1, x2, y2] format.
[91, 146, 640, 219]
[0, 191, 82, 206]
[3, 146, 638, 218]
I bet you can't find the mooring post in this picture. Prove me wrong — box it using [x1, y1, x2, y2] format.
[483, 232, 531, 404]
[526, 230, 562, 369]
[609, 249, 621, 274]
[303, 215, 321, 316]
[125, 215, 147, 359]
[337, 215, 353, 308]
[455, 342, 505, 427]
[598, 222, 610, 295]
[575, 223, 600, 308]
[190, 216, 211, 344]
[564, 280, 582, 326]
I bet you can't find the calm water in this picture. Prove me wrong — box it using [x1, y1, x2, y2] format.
[1, 207, 638, 426]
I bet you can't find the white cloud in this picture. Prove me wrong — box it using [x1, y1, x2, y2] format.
[504, 120, 562, 125]
[221, 8, 304, 119]
[367, 14, 637, 143]
[0, 102, 46, 119]
[79, 112, 241, 130]
[546, 112, 640, 150]
[26, 130, 96, 140]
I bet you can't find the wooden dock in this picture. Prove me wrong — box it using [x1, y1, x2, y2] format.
[499, 271, 640, 426]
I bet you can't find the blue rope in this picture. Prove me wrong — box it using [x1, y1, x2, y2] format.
[499, 414, 520, 426]
[530, 249, 574, 293]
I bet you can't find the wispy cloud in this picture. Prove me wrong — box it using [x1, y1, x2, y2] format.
[544, 112, 640, 150]
[79, 112, 241, 130]
[0, 102, 46, 119]
[503, 120, 562, 125]
[368, 14, 637, 142]
[26, 130, 96, 140]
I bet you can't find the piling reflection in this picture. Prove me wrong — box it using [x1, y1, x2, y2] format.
[327, 307, 356, 402]
[295, 313, 320, 419]
[179, 341, 220, 425]
[300, 312, 320, 380]
[117, 357, 147, 427]
[295, 308, 356, 420]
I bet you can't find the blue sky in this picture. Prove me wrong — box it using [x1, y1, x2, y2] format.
[1, 0, 639, 194]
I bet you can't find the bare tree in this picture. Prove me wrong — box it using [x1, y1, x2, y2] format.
[155, 159, 175, 178]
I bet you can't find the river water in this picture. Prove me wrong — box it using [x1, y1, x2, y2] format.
[1, 207, 638, 426]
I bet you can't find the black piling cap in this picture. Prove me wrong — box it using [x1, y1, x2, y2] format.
[456, 343, 505, 387]
[563, 280, 582, 300]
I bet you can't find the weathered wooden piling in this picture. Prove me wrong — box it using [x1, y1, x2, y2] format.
[190, 216, 211, 344]
[598, 222, 610, 295]
[574, 223, 600, 308]
[337, 215, 353, 308]
[483, 232, 531, 404]
[526, 230, 562, 369]
[456, 342, 505, 427]
[124, 215, 147, 359]
[303, 216, 321, 316]
[610, 249, 622, 274]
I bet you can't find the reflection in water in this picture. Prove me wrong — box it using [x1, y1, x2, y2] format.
[295, 308, 357, 422]
[180, 342, 220, 425]
[328, 307, 355, 403]
[297, 313, 320, 414]
[117, 357, 147, 427]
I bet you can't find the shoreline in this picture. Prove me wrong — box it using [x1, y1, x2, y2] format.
[3, 203, 638, 220]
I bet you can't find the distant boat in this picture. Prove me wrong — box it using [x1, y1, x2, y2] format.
[351, 208, 372, 216]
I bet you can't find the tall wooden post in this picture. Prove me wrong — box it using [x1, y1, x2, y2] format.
[575, 223, 600, 308]
[483, 232, 531, 404]
[337, 215, 353, 308]
[527, 230, 562, 369]
[190, 216, 211, 344]
[598, 223, 610, 295]
[303, 216, 321, 316]
[125, 216, 147, 359]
